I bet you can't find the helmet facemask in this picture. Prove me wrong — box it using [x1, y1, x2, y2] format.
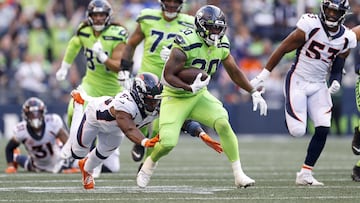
[25, 110, 44, 129]
[195, 5, 227, 46]
[87, 0, 113, 31]
[22, 97, 46, 130]
[159, 0, 184, 19]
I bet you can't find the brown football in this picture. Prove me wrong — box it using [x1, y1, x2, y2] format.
[177, 68, 209, 84]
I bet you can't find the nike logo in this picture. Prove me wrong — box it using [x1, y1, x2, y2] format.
[352, 146, 360, 154]
[132, 151, 141, 159]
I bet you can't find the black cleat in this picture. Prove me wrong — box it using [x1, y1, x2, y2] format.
[131, 144, 145, 162]
[137, 162, 144, 174]
[352, 127, 360, 155]
[351, 165, 360, 182]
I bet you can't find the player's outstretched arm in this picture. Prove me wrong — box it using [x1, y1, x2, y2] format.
[114, 108, 159, 147]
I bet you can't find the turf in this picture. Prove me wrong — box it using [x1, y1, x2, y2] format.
[1, 135, 360, 202]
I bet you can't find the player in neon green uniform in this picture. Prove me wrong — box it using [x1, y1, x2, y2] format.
[137, 5, 268, 188]
[56, 0, 129, 165]
[122, 0, 221, 163]
[56, 0, 128, 125]
[351, 25, 360, 182]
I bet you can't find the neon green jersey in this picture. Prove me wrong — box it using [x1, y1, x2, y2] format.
[63, 24, 128, 97]
[163, 28, 230, 97]
[136, 9, 194, 78]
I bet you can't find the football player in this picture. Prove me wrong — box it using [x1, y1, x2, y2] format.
[136, 5, 267, 189]
[55, 0, 129, 173]
[5, 97, 78, 173]
[349, 23, 360, 182]
[121, 0, 221, 166]
[71, 73, 162, 190]
[251, 0, 356, 185]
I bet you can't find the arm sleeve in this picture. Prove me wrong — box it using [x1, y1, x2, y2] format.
[329, 56, 345, 83]
[62, 36, 82, 64]
[5, 139, 20, 164]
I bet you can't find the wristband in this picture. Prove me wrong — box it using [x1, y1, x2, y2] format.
[61, 61, 71, 70]
[141, 138, 149, 147]
[120, 59, 133, 71]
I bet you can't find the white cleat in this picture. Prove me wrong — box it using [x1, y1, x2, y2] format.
[136, 156, 157, 188]
[235, 174, 255, 188]
[137, 170, 152, 188]
[296, 172, 324, 186]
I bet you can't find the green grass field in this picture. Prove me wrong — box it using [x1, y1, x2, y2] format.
[1, 135, 360, 203]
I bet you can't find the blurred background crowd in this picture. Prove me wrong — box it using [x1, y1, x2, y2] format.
[1, 0, 360, 112]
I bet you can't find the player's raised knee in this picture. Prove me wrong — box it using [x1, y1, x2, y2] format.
[289, 127, 306, 137]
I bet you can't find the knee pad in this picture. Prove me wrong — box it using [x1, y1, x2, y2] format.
[289, 126, 306, 137]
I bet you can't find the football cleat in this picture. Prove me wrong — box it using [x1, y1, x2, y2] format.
[351, 165, 360, 182]
[352, 127, 360, 155]
[78, 158, 95, 189]
[131, 144, 145, 162]
[71, 90, 85, 105]
[136, 157, 157, 188]
[234, 174, 255, 188]
[296, 172, 324, 186]
[137, 170, 152, 188]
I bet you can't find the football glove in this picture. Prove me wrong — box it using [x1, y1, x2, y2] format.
[118, 70, 132, 90]
[92, 40, 108, 63]
[160, 46, 171, 61]
[190, 73, 211, 93]
[5, 166, 17, 174]
[328, 80, 341, 94]
[56, 61, 71, 81]
[251, 91, 267, 116]
[250, 69, 270, 89]
[199, 133, 223, 153]
[141, 134, 160, 148]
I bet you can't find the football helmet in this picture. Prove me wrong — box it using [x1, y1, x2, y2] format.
[131, 72, 163, 115]
[320, 0, 350, 28]
[86, 0, 112, 31]
[195, 5, 227, 46]
[159, 0, 185, 19]
[22, 97, 47, 129]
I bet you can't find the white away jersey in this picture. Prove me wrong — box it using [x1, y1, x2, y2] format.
[12, 114, 64, 172]
[85, 90, 158, 132]
[293, 13, 357, 82]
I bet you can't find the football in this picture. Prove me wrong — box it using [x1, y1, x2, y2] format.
[177, 67, 209, 84]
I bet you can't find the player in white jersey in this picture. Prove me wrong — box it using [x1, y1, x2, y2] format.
[251, 0, 356, 186]
[5, 97, 78, 173]
[71, 72, 162, 189]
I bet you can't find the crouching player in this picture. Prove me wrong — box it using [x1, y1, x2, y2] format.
[5, 97, 79, 173]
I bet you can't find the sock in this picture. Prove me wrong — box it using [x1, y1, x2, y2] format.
[300, 164, 313, 174]
[304, 126, 329, 166]
[142, 156, 157, 175]
[232, 160, 245, 177]
[61, 102, 84, 159]
[85, 149, 105, 174]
